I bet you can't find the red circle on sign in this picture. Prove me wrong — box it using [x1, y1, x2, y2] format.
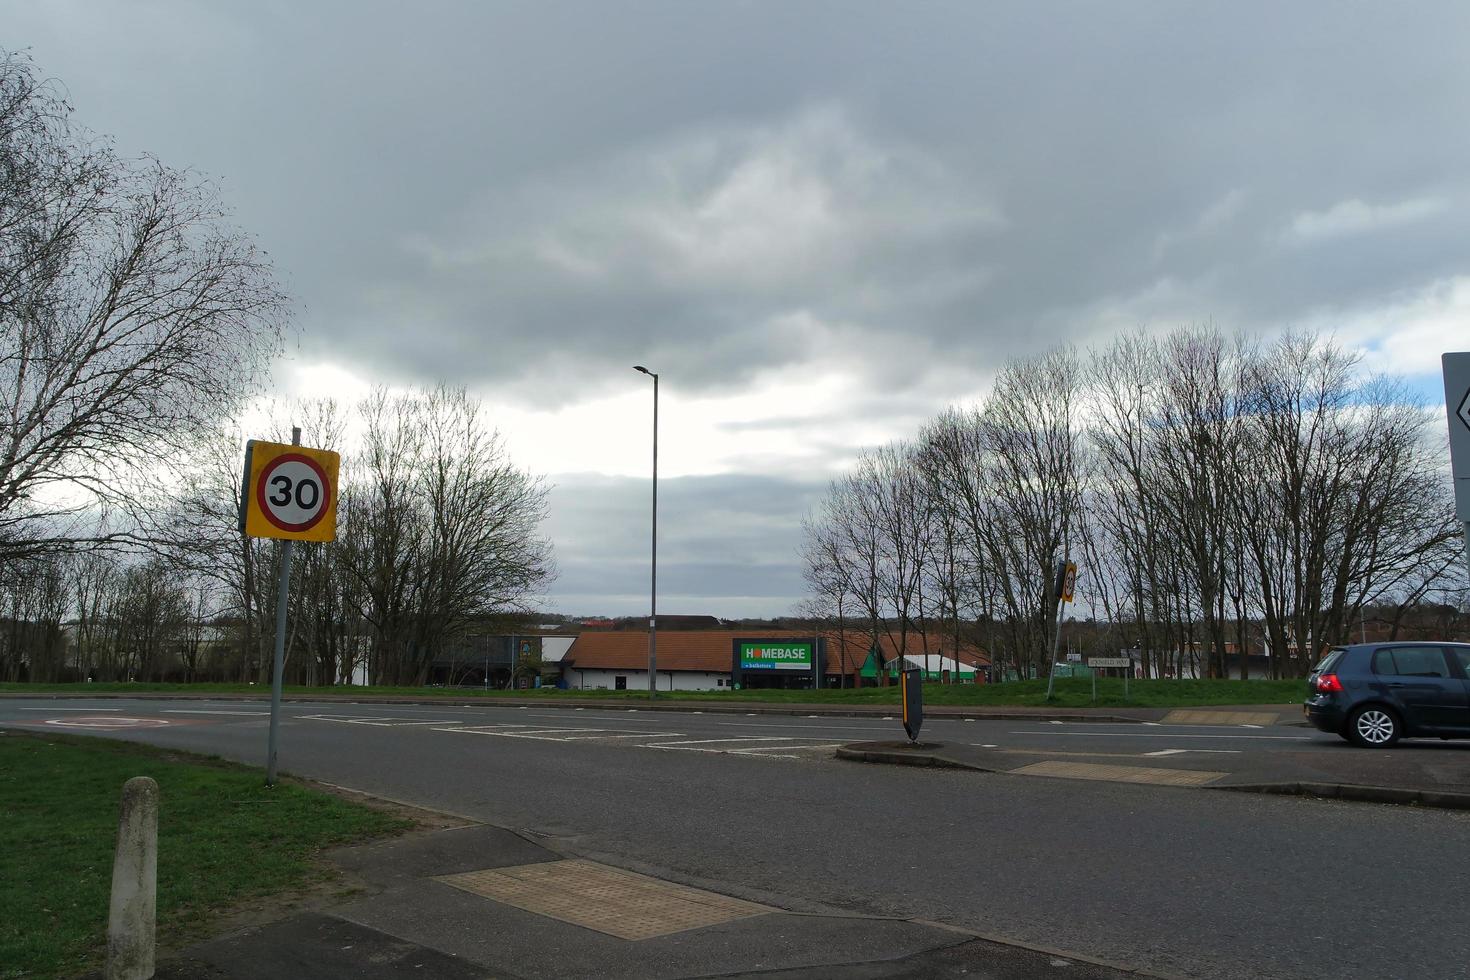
[256, 452, 332, 532]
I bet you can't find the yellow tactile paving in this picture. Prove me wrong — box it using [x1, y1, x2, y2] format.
[434, 859, 771, 940]
[1009, 760, 1225, 786]
[1161, 709, 1281, 726]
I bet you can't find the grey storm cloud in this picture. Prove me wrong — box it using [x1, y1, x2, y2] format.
[16, 0, 1470, 399]
[9, 1, 1470, 613]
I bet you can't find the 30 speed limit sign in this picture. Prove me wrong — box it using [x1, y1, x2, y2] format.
[239, 440, 340, 542]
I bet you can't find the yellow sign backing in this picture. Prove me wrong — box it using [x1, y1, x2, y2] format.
[240, 440, 340, 542]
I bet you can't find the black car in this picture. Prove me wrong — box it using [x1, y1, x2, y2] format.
[1304, 642, 1470, 748]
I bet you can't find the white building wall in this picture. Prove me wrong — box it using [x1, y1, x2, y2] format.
[569, 668, 732, 692]
[541, 637, 575, 663]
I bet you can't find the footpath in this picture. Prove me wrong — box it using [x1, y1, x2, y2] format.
[139, 805, 1153, 980]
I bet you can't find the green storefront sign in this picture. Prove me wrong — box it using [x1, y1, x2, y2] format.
[739, 641, 813, 671]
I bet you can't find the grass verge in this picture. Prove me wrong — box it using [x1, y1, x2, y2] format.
[0, 732, 410, 979]
[0, 677, 1304, 708]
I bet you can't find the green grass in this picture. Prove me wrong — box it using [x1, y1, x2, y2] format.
[0, 677, 1305, 708]
[0, 733, 410, 979]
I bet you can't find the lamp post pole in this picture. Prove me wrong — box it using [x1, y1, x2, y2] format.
[634, 366, 658, 699]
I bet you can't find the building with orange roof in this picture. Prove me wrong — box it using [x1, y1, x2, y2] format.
[561, 629, 989, 692]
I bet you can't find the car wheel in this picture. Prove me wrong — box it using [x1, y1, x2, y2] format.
[1347, 705, 1400, 748]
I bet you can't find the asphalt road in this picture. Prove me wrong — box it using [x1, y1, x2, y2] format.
[6, 697, 1469, 979]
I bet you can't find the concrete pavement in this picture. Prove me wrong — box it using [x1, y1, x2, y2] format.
[144, 811, 1149, 980]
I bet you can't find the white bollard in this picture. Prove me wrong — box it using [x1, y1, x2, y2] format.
[106, 776, 158, 980]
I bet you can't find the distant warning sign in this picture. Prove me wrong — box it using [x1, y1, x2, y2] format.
[240, 440, 340, 541]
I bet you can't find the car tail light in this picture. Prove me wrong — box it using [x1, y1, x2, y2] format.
[1315, 674, 1343, 693]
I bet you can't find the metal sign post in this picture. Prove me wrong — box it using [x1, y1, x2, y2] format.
[1088, 657, 1132, 705]
[1045, 560, 1076, 701]
[1443, 353, 1470, 587]
[240, 429, 340, 787]
[266, 428, 298, 786]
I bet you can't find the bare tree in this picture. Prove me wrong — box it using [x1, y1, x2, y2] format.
[0, 51, 287, 563]
[342, 386, 556, 685]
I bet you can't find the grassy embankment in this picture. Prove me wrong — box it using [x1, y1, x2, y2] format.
[0, 733, 409, 979]
[0, 677, 1305, 708]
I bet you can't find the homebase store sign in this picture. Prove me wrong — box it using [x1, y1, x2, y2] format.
[739, 642, 813, 671]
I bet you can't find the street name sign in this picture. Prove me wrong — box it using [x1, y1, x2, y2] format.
[240, 440, 340, 542]
[1088, 657, 1131, 668]
[1445, 352, 1470, 522]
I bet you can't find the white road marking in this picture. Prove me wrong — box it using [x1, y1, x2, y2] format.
[437, 728, 582, 740]
[1143, 748, 1242, 756]
[299, 713, 463, 727]
[434, 726, 687, 742]
[731, 743, 843, 756]
[163, 709, 268, 716]
[43, 716, 170, 729]
[553, 732, 689, 740]
[654, 736, 805, 746]
[1008, 731, 1311, 741]
[649, 736, 842, 758]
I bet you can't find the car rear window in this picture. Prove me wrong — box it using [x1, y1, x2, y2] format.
[1372, 647, 1450, 678]
[1312, 650, 1346, 674]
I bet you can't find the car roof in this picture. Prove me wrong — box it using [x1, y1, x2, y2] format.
[1340, 641, 1470, 650]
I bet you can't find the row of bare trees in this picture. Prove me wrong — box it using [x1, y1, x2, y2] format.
[2, 52, 557, 685]
[162, 388, 556, 688]
[803, 328, 1464, 680]
[0, 552, 214, 683]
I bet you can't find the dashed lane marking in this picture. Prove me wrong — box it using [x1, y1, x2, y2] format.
[1008, 730, 1311, 741]
[299, 713, 464, 727]
[163, 709, 269, 716]
[434, 726, 689, 742]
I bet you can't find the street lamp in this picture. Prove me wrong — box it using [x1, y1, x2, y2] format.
[633, 365, 658, 698]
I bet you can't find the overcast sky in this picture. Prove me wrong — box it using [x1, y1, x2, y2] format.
[10, 2, 1470, 616]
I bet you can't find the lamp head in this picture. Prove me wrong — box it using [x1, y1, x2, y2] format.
[633, 365, 653, 376]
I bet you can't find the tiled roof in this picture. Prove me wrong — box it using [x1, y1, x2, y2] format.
[564, 630, 820, 673]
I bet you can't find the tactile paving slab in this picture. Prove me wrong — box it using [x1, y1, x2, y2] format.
[434, 859, 771, 940]
[1009, 760, 1225, 786]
